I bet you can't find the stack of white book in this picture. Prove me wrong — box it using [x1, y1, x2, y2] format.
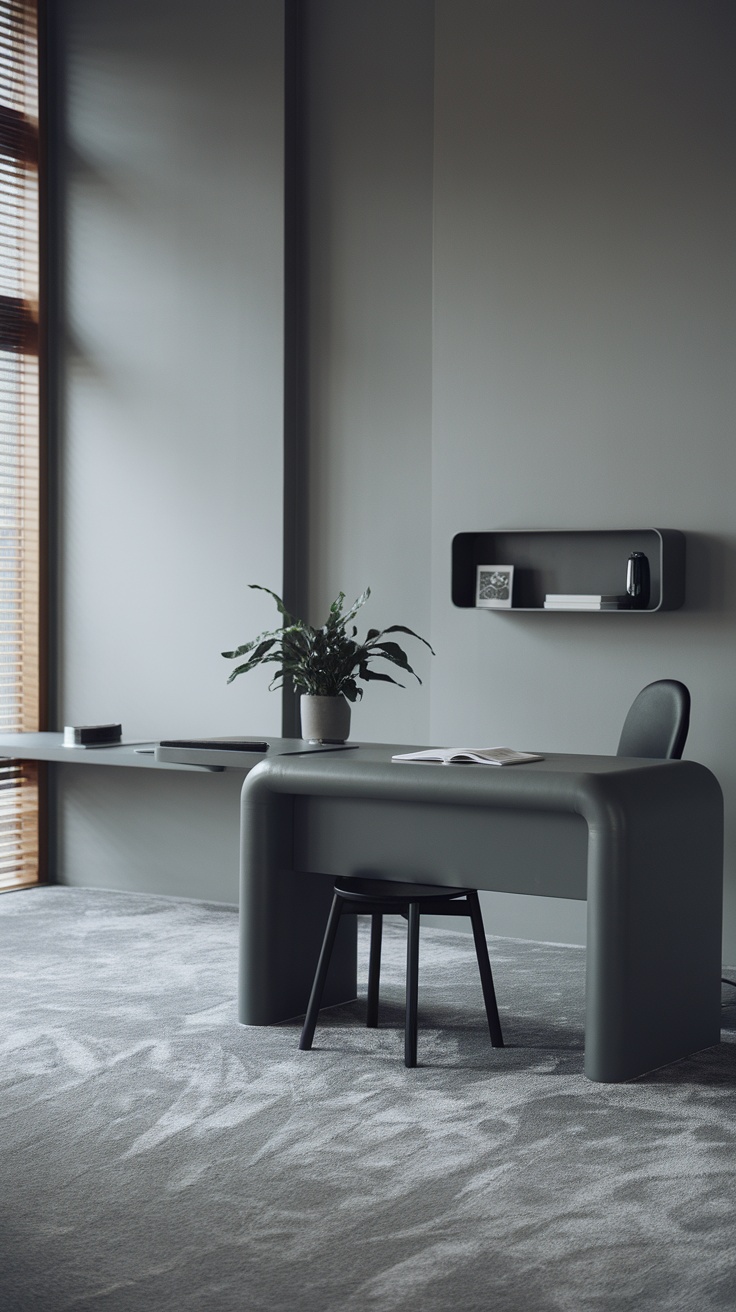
[544, 593, 628, 610]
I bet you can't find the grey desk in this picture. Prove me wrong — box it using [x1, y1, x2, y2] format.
[1, 734, 724, 1082]
[239, 746, 724, 1083]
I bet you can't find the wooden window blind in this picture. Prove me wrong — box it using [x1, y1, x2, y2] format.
[0, 0, 40, 889]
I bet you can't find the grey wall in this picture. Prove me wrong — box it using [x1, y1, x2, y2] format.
[306, 0, 434, 746]
[428, 0, 736, 948]
[308, 0, 736, 951]
[59, 0, 284, 740]
[53, 0, 736, 959]
[54, 0, 284, 897]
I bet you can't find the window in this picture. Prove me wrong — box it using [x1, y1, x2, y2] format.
[0, 0, 40, 889]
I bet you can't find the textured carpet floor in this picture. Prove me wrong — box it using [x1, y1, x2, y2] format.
[1, 887, 736, 1312]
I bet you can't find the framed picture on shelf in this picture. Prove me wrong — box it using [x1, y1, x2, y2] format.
[475, 564, 514, 609]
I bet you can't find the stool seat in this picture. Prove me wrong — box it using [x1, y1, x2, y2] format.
[334, 876, 472, 903]
[299, 876, 504, 1067]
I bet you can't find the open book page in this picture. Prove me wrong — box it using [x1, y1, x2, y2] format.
[391, 747, 543, 766]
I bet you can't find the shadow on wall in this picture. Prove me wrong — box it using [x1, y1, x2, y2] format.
[683, 533, 736, 614]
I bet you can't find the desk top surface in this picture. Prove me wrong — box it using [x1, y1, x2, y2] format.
[241, 740, 714, 807]
[0, 732, 307, 771]
[0, 732, 715, 793]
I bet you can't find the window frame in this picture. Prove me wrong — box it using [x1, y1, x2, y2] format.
[0, 0, 46, 890]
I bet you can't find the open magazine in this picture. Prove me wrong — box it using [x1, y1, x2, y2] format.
[391, 747, 543, 767]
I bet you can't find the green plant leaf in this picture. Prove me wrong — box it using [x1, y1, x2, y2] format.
[226, 649, 291, 682]
[358, 666, 405, 687]
[357, 658, 396, 680]
[248, 638, 280, 662]
[223, 583, 432, 699]
[226, 660, 261, 684]
[222, 623, 308, 662]
[327, 592, 347, 622]
[248, 584, 297, 627]
[370, 640, 414, 668]
[221, 632, 278, 660]
[367, 624, 435, 654]
[340, 588, 371, 626]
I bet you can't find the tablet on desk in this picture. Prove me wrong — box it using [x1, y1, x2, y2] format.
[159, 738, 270, 752]
[155, 738, 270, 768]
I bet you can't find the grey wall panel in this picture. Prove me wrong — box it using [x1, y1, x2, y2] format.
[52, 0, 736, 961]
[306, 1, 434, 745]
[58, 0, 284, 742]
[431, 0, 736, 951]
[55, 764, 244, 904]
[54, 0, 285, 893]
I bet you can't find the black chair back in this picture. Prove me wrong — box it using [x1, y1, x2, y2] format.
[616, 679, 690, 760]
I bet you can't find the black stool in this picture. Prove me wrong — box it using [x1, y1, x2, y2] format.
[298, 877, 504, 1068]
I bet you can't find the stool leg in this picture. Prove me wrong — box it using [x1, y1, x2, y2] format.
[366, 914, 383, 1028]
[405, 902, 420, 1068]
[299, 894, 344, 1051]
[467, 890, 504, 1048]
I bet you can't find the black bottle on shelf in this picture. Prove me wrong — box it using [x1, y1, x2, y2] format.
[626, 552, 650, 609]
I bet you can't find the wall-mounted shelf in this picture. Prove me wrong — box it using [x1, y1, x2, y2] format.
[452, 529, 686, 612]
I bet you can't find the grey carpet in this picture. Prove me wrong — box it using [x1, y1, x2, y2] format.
[1, 888, 736, 1312]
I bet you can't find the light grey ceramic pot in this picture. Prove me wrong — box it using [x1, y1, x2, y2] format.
[300, 694, 351, 744]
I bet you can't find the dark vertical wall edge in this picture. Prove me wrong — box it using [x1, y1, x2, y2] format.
[281, 0, 309, 738]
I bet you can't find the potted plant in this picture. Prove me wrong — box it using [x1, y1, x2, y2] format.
[222, 586, 433, 743]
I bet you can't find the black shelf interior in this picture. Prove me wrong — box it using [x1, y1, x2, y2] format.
[452, 529, 686, 612]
